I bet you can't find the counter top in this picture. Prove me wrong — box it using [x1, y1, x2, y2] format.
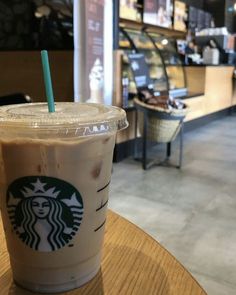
[184, 92, 205, 99]
[0, 210, 207, 295]
[184, 64, 234, 67]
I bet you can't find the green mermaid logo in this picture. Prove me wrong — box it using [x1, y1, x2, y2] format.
[7, 176, 84, 252]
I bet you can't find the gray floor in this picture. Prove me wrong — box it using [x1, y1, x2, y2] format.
[109, 114, 236, 295]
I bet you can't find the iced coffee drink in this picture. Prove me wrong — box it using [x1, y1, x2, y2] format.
[0, 102, 127, 293]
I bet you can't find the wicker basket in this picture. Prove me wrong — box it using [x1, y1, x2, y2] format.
[134, 98, 188, 143]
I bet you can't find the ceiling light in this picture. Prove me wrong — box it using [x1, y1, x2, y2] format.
[161, 39, 168, 45]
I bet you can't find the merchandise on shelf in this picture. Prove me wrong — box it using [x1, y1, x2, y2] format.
[173, 1, 187, 32]
[120, 0, 142, 22]
[143, 0, 172, 28]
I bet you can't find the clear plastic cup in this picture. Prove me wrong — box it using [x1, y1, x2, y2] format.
[0, 102, 128, 293]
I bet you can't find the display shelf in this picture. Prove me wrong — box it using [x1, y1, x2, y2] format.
[116, 24, 187, 109]
[165, 63, 183, 66]
[120, 18, 186, 38]
[119, 27, 169, 104]
[160, 51, 181, 57]
[147, 63, 164, 67]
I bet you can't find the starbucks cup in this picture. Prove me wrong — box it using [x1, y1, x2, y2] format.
[0, 102, 128, 293]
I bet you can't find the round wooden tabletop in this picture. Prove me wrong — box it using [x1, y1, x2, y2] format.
[0, 210, 206, 295]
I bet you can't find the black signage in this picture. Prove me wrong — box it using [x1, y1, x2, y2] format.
[205, 12, 212, 29]
[128, 53, 152, 89]
[197, 9, 205, 31]
[188, 6, 198, 32]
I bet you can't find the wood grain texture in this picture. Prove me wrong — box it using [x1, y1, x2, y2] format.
[185, 67, 206, 94]
[0, 51, 73, 103]
[184, 66, 234, 122]
[184, 95, 205, 122]
[113, 50, 123, 108]
[204, 67, 234, 114]
[0, 211, 206, 295]
[166, 66, 185, 89]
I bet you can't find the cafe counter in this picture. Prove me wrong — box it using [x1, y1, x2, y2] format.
[114, 64, 235, 161]
[184, 65, 235, 122]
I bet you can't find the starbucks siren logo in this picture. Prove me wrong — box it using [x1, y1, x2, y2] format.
[7, 176, 84, 252]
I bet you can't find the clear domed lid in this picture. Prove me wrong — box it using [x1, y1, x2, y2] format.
[0, 102, 128, 138]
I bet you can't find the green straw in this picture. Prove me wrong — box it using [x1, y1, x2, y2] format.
[41, 50, 55, 113]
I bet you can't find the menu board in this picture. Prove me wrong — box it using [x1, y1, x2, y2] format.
[188, 6, 198, 32]
[143, 0, 159, 25]
[120, 0, 141, 22]
[174, 1, 187, 32]
[85, 0, 105, 103]
[204, 12, 212, 29]
[128, 53, 152, 89]
[143, 0, 172, 28]
[197, 9, 205, 31]
[188, 7, 213, 32]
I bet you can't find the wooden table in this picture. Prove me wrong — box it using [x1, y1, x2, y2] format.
[0, 210, 206, 295]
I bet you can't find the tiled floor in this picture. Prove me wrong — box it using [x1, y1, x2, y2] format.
[109, 114, 236, 295]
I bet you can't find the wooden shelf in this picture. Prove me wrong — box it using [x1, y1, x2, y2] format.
[119, 18, 186, 38]
[165, 63, 183, 66]
[147, 63, 163, 67]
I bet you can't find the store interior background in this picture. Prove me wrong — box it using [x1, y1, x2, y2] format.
[0, 0, 236, 294]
